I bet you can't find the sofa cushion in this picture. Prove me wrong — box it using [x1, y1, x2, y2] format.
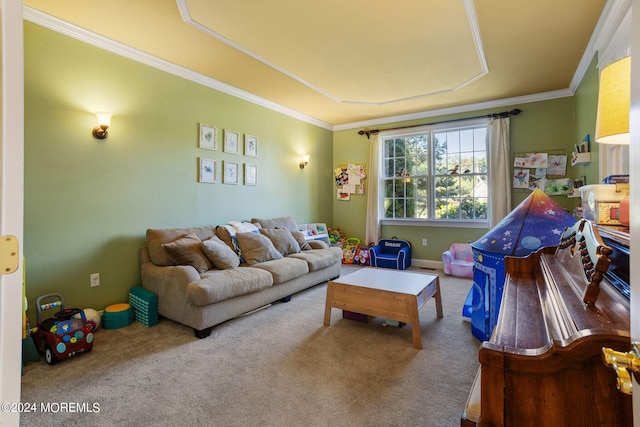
[308, 240, 329, 249]
[201, 236, 240, 270]
[290, 231, 312, 251]
[187, 268, 273, 305]
[147, 226, 216, 266]
[215, 224, 240, 252]
[259, 228, 301, 256]
[228, 220, 260, 234]
[236, 232, 283, 265]
[251, 216, 298, 232]
[252, 257, 309, 284]
[288, 247, 343, 272]
[161, 232, 213, 273]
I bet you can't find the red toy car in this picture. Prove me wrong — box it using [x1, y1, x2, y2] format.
[32, 294, 95, 365]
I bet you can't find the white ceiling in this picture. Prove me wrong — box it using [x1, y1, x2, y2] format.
[24, 0, 609, 128]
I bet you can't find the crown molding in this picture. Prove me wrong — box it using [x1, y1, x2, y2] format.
[24, 2, 625, 133]
[333, 89, 572, 132]
[177, 0, 489, 106]
[23, 6, 334, 131]
[336, 0, 628, 132]
[569, 0, 631, 93]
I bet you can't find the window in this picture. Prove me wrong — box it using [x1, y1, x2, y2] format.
[381, 121, 489, 225]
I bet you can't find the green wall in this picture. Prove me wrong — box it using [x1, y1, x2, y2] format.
[23, 23, 333, 319]
[573, 54, 601, 186]
[332, 96, 589, 261]
[23, 22, 601, 319]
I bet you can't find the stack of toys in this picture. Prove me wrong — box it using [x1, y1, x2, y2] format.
[102, 303, 134, 329]
[129, 286, 159, 327]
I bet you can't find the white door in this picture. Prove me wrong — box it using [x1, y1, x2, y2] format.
[631, 1, 640, 425]
[0, 0, 24, 425]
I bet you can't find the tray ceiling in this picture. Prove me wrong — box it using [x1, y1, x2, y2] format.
[23, 0, 607, 127]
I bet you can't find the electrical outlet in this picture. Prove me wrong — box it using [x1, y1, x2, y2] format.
[422, 238, 428, 246]
[90, 273, 100, 287]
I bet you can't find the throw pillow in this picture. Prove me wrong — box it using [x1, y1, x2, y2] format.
[260, 228, 301, 256]
[201, 236, 240, 269]
[228, 220, 260, 234]
[161, 232, 212, 273]
[236, 232, 283, 266]
[251, 216, 298, 232]
[215, 224, 244, 260]
[291, 231, 313, 251]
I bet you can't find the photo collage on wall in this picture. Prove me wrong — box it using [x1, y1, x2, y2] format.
[513, 152, 571, 195]
[335, 163, 366, 200]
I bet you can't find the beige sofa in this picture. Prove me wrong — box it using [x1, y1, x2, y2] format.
[140, 216, 342, 338]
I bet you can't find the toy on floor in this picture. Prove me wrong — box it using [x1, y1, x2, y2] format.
[342, 238, 360, 264]
[75, 308, 101, 330]
[31, 293, 95, 365]
[353, 246, 370, 266]
[368, 238, 411, 270]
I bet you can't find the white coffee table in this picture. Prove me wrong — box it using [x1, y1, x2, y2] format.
[323, 267, 443, 349]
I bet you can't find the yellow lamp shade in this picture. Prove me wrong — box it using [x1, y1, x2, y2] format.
[595, 56, 630, 145]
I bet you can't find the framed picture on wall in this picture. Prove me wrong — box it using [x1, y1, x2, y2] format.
[244, 135, 258, 157]
[244, 164, 257, 185]
[198, 123, 217, 150]
[224, 129, 240, 154]
[223, 161, 239, 184]
[198, 157, 217, 183]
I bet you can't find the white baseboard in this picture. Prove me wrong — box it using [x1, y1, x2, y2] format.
[411, 259, 443, 270]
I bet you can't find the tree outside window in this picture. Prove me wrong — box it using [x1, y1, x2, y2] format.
[382, 123, 488, 223]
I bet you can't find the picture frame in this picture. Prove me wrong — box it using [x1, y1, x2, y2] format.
[244, 164, 257, 186]
[224, 129, 240, 154]
[198, 157, 217, 183]
[198, 123, 217, 150]
[223, 161, 239, 184]
[244, 134, 258, 157]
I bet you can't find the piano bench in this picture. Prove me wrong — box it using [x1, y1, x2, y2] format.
[460, 367, 481, 427]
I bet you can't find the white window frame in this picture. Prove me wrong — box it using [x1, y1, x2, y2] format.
[379, 118, 490, 229]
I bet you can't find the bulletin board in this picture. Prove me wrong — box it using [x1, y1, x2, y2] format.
[335, 163, 366, 201]
[512, 149, 572, 196]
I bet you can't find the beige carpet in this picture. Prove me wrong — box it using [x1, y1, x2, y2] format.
[21, 266, 481, 427]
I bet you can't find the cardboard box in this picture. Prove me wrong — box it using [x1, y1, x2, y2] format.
[593, 202, 621, 225]
[579, 184, 629, 224]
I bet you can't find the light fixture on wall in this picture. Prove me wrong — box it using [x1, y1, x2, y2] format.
[595, 56, 630, 145]
[92, 112, 112, 139]
[299, 154, 310, 169]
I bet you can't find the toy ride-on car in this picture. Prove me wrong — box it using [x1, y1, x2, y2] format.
[31, 293, 95, 365]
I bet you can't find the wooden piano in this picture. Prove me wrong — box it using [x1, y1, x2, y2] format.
[462, 219, 631, 426]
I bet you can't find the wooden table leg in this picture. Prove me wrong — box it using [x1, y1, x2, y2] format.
[409, 296, 422, 349]
[323, 282, 334, 326]
[434, 276, 444, 318]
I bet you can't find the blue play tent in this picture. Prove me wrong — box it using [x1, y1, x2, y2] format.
[467, 189, 577, 341]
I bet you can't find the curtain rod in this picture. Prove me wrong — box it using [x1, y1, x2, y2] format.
[357, 108, 522, 139]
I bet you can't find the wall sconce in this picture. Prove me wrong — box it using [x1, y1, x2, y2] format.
[299, 154, 310, 169]
[92, 112, 112, 139]
[595, 56, 630, 145]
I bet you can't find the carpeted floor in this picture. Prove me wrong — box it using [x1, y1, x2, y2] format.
[21, 266, 481, 427]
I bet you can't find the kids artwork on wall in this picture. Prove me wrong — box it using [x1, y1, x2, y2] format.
[335, 163, 366, 200]
[513, 152, 569, 195]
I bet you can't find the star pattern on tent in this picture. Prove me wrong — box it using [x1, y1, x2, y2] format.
[472, 189, 578, 256]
